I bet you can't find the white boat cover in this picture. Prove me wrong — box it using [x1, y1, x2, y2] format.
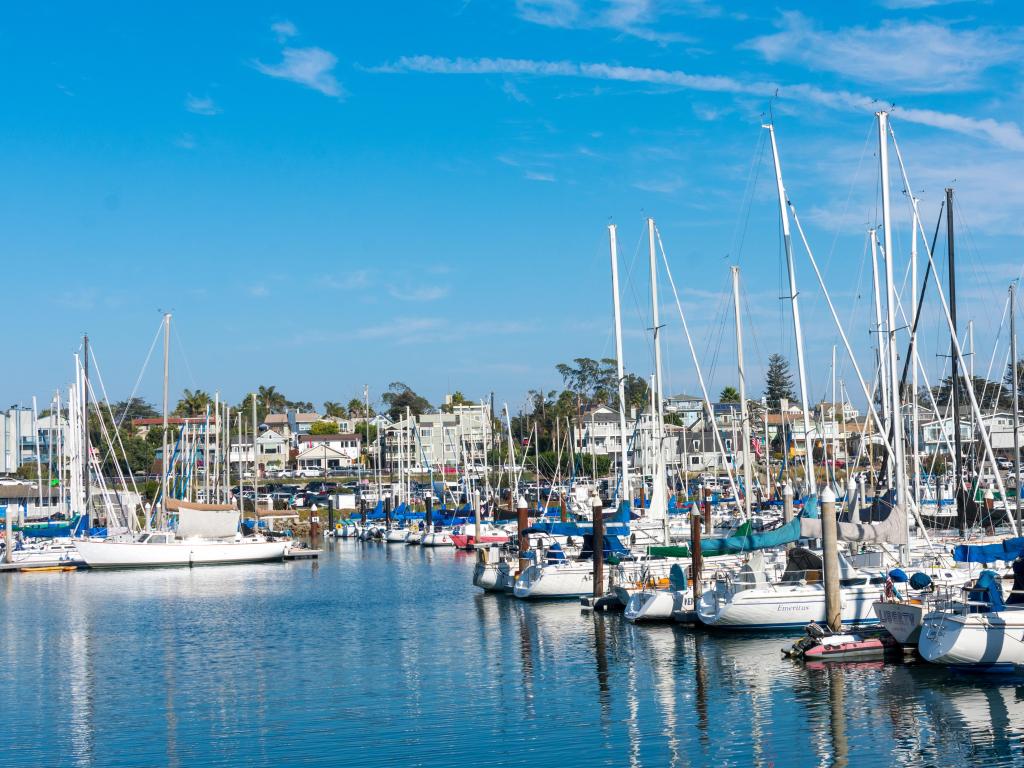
[167, 499, 240, 539]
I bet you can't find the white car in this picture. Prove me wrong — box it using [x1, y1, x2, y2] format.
[294, 468, 321, 478]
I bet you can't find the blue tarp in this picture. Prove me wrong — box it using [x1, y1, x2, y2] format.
[953, 537, 1024, 564]
[695, 516, 803, 557]
[969, 569, 1006, 612]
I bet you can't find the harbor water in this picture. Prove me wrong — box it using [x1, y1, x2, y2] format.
[3, 542, 1022, 767]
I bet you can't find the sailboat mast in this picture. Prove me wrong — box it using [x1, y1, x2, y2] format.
[731, 266, 753, 518]
[869, 230, 892, 491]
[647, 218, 668, 537]
[160, 313, 171, 528]
[608, 224, 631, 509]
[765, 124, 815, 495]
[83, 334, 90, 522]
[946, 187, 965, 537]
[1012, 281, 1021, 534]
[878, 111, 907, 527]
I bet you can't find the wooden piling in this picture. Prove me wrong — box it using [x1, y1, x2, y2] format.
[4, 507, 12, 564]
[591, 492, 604, 598]
[473, 489, 481, 544]
[517, 496, 530, 575]
[690, 503, 702, 611]
[820, 486, 841, 632]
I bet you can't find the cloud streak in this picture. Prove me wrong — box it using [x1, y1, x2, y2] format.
[185, 94, 220, 115]
[744, 12, 1021, 93]
[374, 55, 1024, 151]
[255, 47, 344, 97]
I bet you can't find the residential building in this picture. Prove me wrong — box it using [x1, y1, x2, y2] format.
[0, 406, 35, 474]
[295, 433, 362, 472]
[383, 402, 492, 472]
[256, 429, 290, 471]
[664, 393, 703, 428]
[919, 416, 975, 455]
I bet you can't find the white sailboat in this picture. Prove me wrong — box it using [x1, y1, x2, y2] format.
[74, 499, 286, 568]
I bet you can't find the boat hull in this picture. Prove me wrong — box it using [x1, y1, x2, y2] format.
[872, 600, 925, 645]
[74, 539, 287, 568]
[698, 583, 880, 630]
[919, 610, 1024, 667]
[625, 590, 691, 622]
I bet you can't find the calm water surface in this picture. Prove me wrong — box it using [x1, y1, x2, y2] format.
[2, 541, 1022, 767]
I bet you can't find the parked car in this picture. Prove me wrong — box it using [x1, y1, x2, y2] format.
[997, 458, 1013, 471]
[294, 468, 321, 478]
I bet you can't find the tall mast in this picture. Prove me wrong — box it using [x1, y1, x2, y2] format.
[160, 313, 171, 528]
[765, 124, 815, 495]
[83, 334, 90, 520]
[1012, 282, 1022, 534]
[647, 217, 667, 533]
[869, 229, 891, 489]
[910, 197, 921, 508]
[732, 266, 753, 518]
[878, 111, 907, 529]
[608, 224, 631, 509]
[252, 393, 258, 529]
[947, 187, 965, 537]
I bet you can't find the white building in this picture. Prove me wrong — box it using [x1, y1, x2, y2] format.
[295, 433, 362, 473]
[383, 400, 492, 472]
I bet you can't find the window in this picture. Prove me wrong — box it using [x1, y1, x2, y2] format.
[691, 456, 701, 466]
[693, 440, 700, 451]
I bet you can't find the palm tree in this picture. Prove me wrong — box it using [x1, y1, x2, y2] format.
[323, 401, 347, 418]
[719, 386, 741, 404]
[258, 385, 287, 414]
[174, 389, 212, 417]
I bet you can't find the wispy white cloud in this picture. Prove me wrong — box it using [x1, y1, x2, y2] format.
[272, 20, 298, 42]
[375, 55, 1024, 151]
[632, 175, 683, 193]
[876, 0, 976, 7]
[185, 93, 220, 116]
[525, 170, 556, 182]
[503, 80, 530, 103]
[388, 285, 450, 301]
[325, 269, 372, 290]
[515, 0, 695, 44]
[174, 133, 196, 150]
[255, 47, 344, 98]
[355, 317, 445, 342]
[744, 12, 1021, 93]
[248, 284, 269, 297]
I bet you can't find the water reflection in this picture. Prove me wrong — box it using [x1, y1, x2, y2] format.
[4, 542, 1024, 768]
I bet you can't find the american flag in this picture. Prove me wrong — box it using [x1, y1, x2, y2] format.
[751, 436, 763, 458]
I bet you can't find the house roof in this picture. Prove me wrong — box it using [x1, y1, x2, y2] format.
[299, 433, 361, 443]
[132, 417, 209, 427]
[294, 412, 321, 423]
[296, 444, 349, 459]
[264, 413, 289, 425]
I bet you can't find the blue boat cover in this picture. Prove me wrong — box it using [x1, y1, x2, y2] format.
[888, 568, 909, 583]
[909, 572, 933, 590]
[546, 542, 566, 564]
[696, 516, 802, 557]
[969, 570, 1005, 612]
[953, 537, 1024, 564]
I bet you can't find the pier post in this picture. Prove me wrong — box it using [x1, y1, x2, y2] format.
[984, 487, 995, 536]
[384, 497, 392, 530]
[690, 501, 702, 612]
[473, 489, 481, 545]
[702, 485, 712, 535]
[591, 492, 604, 598]
[425, 497, 433, 531]
[559, 493, 567, 523]
[327, 497, 335, 536]
[517, 496, 530, 576]
[360, 498, 367, 527]
[846, 477, 857, 521]
[820, 486, 841, 632]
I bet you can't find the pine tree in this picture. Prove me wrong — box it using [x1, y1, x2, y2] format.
[764, 353, 797, 409]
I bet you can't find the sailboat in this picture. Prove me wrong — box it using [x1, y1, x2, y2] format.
[73, 314, 286, 569]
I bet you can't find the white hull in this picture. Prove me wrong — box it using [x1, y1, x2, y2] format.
[384, 528, 410, 543]
[698, 583, 880, 630]
[873, 600, 925, 645]
[514, 562, 600, 599]
[920, 609, 1024, 667]
[625, 589, 694, 622]
[75, 538, 287, 568]
[421, 531, 454, 547]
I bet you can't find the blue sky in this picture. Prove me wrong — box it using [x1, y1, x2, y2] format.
[4, 1, 1024, 415]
